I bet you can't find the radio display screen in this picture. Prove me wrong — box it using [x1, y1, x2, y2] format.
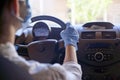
[87, 43, 111, 49]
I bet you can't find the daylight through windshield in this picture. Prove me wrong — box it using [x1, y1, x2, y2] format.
[30, 0, 120, 25]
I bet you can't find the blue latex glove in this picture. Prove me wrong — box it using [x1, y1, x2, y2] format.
[60, 23, 79, 50]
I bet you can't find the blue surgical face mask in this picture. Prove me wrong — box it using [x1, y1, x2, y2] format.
[23, 0, 32, 22]
[15, 0, 32, 34]
[12, 0, 31, 23]
[19, 0, 32, 29]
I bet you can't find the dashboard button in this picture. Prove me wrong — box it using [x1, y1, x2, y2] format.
[94, 52, 104, 62]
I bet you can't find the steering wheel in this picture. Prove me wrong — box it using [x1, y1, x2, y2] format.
[27, 15, 67, 63]
[31, 15, 66, 29]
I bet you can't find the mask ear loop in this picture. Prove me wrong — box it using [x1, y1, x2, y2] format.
[16, 16, 24, 22]
[11, 8, 24, 23]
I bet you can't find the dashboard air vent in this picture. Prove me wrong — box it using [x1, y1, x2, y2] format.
[81, 32, 96, 39]
[102, 31, 116, 39]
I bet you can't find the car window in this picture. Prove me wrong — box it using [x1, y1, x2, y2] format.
[29, 0, 120, 25]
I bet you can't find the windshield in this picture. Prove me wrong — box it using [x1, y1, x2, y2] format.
[29, 0, 120, 25]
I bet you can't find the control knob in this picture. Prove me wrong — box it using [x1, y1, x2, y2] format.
[94, 52, 104, 62]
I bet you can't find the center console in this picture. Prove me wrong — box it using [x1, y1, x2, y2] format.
[77, 22, 120, 80]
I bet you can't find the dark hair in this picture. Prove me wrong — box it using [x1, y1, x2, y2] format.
[0, 0, 12, 15]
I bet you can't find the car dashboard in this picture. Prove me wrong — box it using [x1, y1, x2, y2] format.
[15, 16, 120, 80]
[77, 22, 120, 80]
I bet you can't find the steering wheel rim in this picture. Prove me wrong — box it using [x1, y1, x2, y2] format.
[31, 15, 66, 29]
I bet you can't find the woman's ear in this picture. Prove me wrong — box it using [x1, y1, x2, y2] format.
[12, 0, 20, 17]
